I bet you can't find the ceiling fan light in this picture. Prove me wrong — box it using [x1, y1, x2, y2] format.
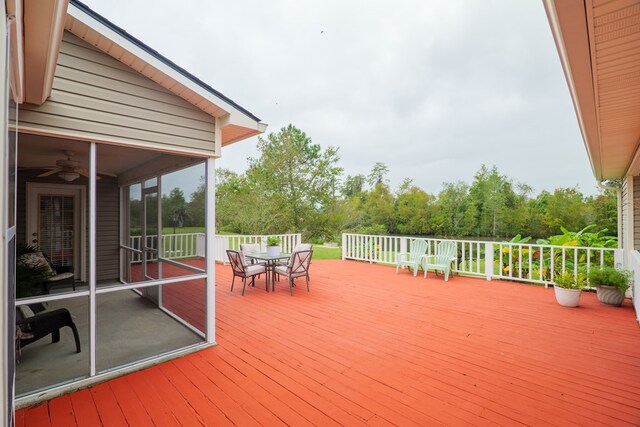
[58, 171, 80, 182]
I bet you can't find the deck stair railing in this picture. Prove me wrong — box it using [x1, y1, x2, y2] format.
[342, 233, 622, 287]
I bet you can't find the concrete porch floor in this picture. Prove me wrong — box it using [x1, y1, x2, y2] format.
[16, 289, 203, 396]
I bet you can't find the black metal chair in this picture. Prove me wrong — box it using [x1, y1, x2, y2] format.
[227, 250, 266, 296]
[16, 303, 81, 356]
[273, 250, 313, 295]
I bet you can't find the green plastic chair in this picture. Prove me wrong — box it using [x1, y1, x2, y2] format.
[422, 241, 457, 281]
[396, 239, 428, 277]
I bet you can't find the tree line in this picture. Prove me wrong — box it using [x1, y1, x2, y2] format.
[166, 124, 617, 243]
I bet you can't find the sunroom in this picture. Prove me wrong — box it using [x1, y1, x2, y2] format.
[8, 0, 265, 405]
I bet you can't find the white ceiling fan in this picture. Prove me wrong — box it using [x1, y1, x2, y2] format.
[23, 150, 116, 182]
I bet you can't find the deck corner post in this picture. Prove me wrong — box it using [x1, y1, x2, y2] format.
[485, 242, 493, 281]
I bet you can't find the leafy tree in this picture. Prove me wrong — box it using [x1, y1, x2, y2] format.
[395, 178, 432, 235]
[342, 174, 366, 198]
[367, 162, 389, 187]
[187, 179, 205, 228]
[543, 187, 588, 234]
[162, 188, 187, 233]
[468, 165, 513, 236]
[430, 181, 469, 236]
[245, 124, 343, 239]
[210, 131, 617, 242]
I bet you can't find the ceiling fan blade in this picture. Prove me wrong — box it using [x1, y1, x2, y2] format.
[76, 169, 101, 180]
[98, 171, 118, 178]
[37, 168, 61, 177]
[19, 166, 56, 170]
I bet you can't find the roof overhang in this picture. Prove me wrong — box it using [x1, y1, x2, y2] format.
[64, 0, 266, 146]
[22, 0, 68, 104]
[15, 0, 265, 146]
[544, 0, 640, 181]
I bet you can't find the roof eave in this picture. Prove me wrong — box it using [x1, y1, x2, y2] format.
[543, 0, 603, 180]
[66, 0, 265, 143]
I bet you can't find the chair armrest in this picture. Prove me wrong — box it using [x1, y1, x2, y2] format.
[397, 252, 410, 260]
[421, 255, 435, 264]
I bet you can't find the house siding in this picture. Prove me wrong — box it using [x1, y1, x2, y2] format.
[635, 177, 640, 250]
[622, 177, 628, 249]
[18, 31, 217, 156]
[95, 176, 120, 282]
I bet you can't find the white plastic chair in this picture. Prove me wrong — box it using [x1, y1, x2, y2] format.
[422, 241, 457, 281]
[396, 239, 428, 277]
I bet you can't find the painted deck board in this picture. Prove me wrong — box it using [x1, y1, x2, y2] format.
[17, 260, 640, 425]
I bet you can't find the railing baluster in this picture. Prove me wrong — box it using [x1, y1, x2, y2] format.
[528, 245, 533, 280]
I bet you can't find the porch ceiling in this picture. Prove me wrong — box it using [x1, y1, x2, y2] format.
[18, 133, 202, 182]
[546, 0, 640, 180]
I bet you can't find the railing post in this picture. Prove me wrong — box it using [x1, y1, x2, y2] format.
[614, 248, 624, 269]
[485, 242, 493, 281]
[342, 233, 346, 260]
[223, 237, 230, 264]
[400, 237, 408, 255]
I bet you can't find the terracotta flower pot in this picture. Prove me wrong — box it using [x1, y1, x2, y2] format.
[596, 285, 625, 306]
[554, 286, 582, 308]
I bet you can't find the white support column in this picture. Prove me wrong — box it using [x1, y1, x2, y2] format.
[624, 175, 634, 269]
[0, 15, 8, 426]
[89, 143, 97, 375]
[341, 234, 346, 260]
[485, 242, 493, 281]
[205, 157, 216, 344]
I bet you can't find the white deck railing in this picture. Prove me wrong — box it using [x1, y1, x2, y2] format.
[129, 233, 302, 264]
[342, 233, 622, 287]
[129, 234, 202, 261]
[214, 234, 301, 263]
[631, 250, 640, 323]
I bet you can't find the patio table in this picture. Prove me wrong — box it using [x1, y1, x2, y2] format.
[245, 252, 291, 292]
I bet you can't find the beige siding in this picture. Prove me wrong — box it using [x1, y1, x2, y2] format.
[634, 177, 640, 250]
[622, 178, 628, 249]
[96, 176, 120, 282]
[19, 31, 217, 156]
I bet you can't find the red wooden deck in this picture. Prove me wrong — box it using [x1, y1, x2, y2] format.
[17, 260, 640, 426]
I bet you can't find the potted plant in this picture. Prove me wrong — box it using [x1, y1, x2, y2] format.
[266, 236, 281, 257]
[16, 244, 53, 299]
[553, 271, 585, 307]
[587, 266, 631, 306]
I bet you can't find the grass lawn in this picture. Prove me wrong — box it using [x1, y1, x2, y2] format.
[312, 246, 341, 260]
[162, 227, 205, 234]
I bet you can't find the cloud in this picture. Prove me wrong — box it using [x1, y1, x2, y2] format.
[81, 0, 597, 196]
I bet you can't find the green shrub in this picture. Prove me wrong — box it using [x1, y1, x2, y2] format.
[554, 271, 586, 290]
[588, 267, 630, 294]
[266, 236, 281, 246]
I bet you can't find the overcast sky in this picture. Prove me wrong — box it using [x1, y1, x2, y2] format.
[82, 0, 597, 196]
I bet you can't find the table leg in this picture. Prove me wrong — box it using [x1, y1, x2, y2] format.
[271, 261, 276, 292]
[265, 266, 270, 292]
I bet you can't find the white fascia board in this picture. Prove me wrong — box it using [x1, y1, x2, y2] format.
[67, 3, 263, 131]
[543, 0, 601, 181]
